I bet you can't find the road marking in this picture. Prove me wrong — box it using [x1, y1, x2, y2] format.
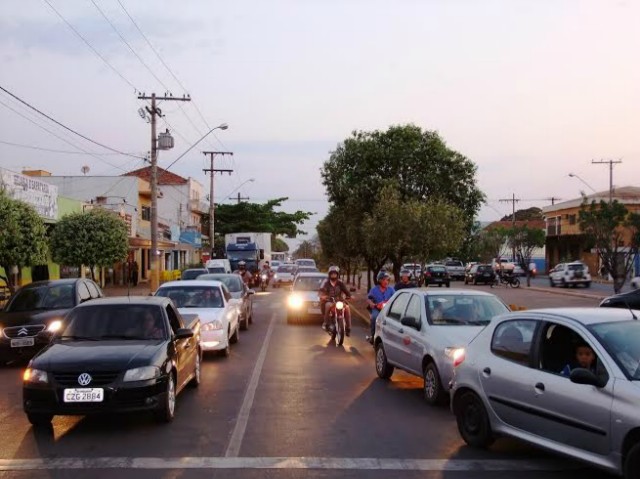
[224, 310, 276, 457]
[0, 457, 575, 471]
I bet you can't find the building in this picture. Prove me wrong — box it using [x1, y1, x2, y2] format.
[541, 186, 640, 275]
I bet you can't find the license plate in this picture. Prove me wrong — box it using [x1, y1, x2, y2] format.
[307, 308, 322, 315]
[434, 278, 443, 282]
[483, 273, 490, 277]
[10, 338, 35, 348]
[63, 388, 104, 403]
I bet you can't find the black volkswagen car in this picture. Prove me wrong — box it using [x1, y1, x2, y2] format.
[0, 279, 103, 364]
[600, 288, 640, 310]
[463, 264, 496, 285]
[23, 296, 200, 427]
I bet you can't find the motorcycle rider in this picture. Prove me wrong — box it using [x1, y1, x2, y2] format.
[234, 261, 253, 286]
[319, 266, 353, 336]
[366, 271, 395, 344]
[260, 261, 272, 286]
[395, 269, 417, 290]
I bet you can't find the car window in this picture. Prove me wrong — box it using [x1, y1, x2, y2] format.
[429, 266, 446, 272]
[198, 275, 243, 292]
[426, 295, 509, 325]
[63, 304, 167, 340]
[8, 283, 76, 312]
[590, 321, 640, 380]
[183, 269, 208, 280]
[568, 264, 585, 271]
[86, 281, 102, 299]
[221, 284, 232, 302]
[477, 266, 492, 273]
[387, 293, 410, 320]
[277, 265, 297, 273]
[78, 283, 91, 302]
[165, 304, 182, 334]
[404, 295, 422, 328]
[155, 285, 225, 308]
[491, 319, 538, 365]
[538, 322, 606, 379]
[294, 276, 325, 291]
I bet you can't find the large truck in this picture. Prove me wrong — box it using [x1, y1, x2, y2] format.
[225, 232, 272, 284]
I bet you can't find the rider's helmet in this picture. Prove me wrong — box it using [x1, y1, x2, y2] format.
[328, 265, 339, 279]
[400, 269, 411, 279]
[238, 261, 246, 270]
[377, 271, 391, 282]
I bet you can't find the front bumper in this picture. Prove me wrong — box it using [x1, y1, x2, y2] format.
[23, 377, 168, 416]
[200, 329, 228, 351]
[0, 337, 47, 363]
[288, 300, 323, 318]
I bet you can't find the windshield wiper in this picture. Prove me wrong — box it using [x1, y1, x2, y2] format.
[58, 335, 100, 341]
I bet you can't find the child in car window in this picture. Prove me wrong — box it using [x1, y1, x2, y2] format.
[561, 341, 596, 376]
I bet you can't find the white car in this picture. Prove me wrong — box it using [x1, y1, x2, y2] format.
[549, 262, 591, 288]
[155, 280, 240, 356]
[273, 264, 298, 288]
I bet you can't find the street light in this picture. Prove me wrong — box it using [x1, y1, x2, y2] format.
[568, 173, 597, 194]
[225, 178, 255, 201]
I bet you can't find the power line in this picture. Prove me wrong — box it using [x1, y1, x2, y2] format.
[0, 98, 128, 172]
[0, 84, 146, 160]
[0, 139, 142, 156]
[42, 0, 138, 92]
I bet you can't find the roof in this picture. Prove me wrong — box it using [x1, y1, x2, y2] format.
[158, 280, 223, 288]
[542, 186, 640, 214]
[124, 166, 188, 185]
[485, 220, 546, 230]
[296, 272, 326, 278]
[412, 288, 500, 298]
[21, 279, 81, 288]
[76, 296, 169, 307]
[504, 307, 638, 326]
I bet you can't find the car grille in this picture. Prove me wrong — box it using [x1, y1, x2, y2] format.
[3, 325, 45, 338]
[52, 371, 121, 387]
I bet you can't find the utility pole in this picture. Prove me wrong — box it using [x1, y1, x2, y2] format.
[203, 151, 233, 257]
[236, 192, 250, 204]
[499, 193, 520, 262]
[138, 93, 190, 292]
[592, 159, 622, 203]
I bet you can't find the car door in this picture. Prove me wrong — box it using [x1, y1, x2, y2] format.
[399, 293, 424, 375]
[523, 321, 614, 455]
[381, 293, 411, 367]
[166, 303, 194, 389]
[551, 264, 564, 284]
[477, 318, 541, 433]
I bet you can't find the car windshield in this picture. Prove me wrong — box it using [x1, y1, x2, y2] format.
[590, 321, 640, 380]
[61, 305, 167, 340]
[568, 264, 585, 271]
[429, 266, 446, 272]
[446, 261, 463, 267]
[296, 260, 315, 267]
[156, 286, 224, 308]
[197, 275, 243, 293]
[182, 269, 207, 280]
[298, 267, 319, 274]
[277, 265, 297, 273]
[425, 295, 509, 326]
[294, 276, 325, 291]
[8, 283, 75, 312]
[207, 267, 226, 274]
[477, 266, 492, 272]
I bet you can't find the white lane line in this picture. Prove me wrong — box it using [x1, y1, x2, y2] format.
[0, 457, 575, 471]
[224, 311, 277, 457]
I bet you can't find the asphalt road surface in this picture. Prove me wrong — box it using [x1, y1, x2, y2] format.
[0, 285, 617, 479]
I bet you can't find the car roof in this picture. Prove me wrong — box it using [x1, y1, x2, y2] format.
[21, 279, 81, 288]
[406, 288, 501, 298]
[498, 307, 638, 326]
[295, 272, 326, 278]
[183, 268, 208, 272]
[159, 280, 224, 288]
[197, 273, 238, 279]
[75, 296, 169, 307]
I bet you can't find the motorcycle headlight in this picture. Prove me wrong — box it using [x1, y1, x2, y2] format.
[262, 274, 267, 280]
[274, 274, 278, 279]
[47, 320, 63, 333]
[23, 368, 48, 384]
[335, 301, 345, 310]
[123, 366, 160, 382]
[288, 295, 303, 309]
[202, 319, 224, 331]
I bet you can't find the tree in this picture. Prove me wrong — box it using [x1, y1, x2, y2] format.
[501, 207, 543, 222]
[508, 226, 546, 286]
[579, 199, 640, 293]
[477, 226, 510, 263]
[0, 192, 48, 293]
[272, 237, 289, 252]
[50, 209, 129, 281]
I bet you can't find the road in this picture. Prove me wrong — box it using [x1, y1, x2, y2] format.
[0, 285, 614, 479]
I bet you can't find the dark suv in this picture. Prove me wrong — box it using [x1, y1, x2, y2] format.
[0, 279, 103, 364]
[423, 265, 450, 287]
[464, 264, 496, 285]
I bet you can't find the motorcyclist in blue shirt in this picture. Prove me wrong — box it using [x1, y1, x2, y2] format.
[366, 271, 395, 344]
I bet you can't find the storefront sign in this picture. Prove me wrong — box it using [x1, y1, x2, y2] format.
[0, 168, 58, 220]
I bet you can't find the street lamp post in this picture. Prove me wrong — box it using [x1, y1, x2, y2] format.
[568, 173, 597, 194]
[225, 178, 255, 202]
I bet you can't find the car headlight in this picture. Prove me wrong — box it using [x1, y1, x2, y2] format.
[274, 274, 278, 279]
[202, 319, 224, 331]
[445, 347, 465, 361]
[261, 274, 267, 280]
[47, 320, 63, 333]
[288, 295, 303, 309]
[23, 368, 48, 384]
[335, 301, 345, 310]
[123, 366, 160, 382]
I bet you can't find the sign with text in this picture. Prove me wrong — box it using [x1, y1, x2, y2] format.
[0, 168, 58, 220]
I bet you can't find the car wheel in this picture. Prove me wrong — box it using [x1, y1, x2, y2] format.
[584, 281, 591, 288]
[27, 413, 53, 428]
[549, 278, 554, 287]
[472, 278, 477, 285]
[464, 278, 468, 285]
[455, 391, 494, 448]
[248, 307, 253, 324]
[218, 342, 230, 357]
[240, 314, 249, 331]
[423, 362, 447, 406]
[562, 278, 568, 288]
[446, 282, 450, 288]
[155, 373, 176, 423]
[624, 442, 640, 479]
[438, 284, 443, 288]
[375, 343, 394, 380]
[189, 349, 201, 388]
[230, 324, 239, 344]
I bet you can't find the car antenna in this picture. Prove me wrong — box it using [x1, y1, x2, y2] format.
[623, 300, 638, 320]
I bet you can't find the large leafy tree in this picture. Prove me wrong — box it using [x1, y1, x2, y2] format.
[272, 237, 289, 252]
[508, 225, 546, 286]
[477, 226, 510, 263]
[50, 209, 129, 281]
[0, 191, 48, 293]
[579, 199, 640, 293]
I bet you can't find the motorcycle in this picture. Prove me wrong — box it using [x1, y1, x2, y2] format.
[490, 271, 520, 289]
[325, 297, 347, 346]
[260, 273, 268, 292]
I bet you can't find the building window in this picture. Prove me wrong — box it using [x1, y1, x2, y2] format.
[568, 214, 576, 225]
[141, 206, 151, 221]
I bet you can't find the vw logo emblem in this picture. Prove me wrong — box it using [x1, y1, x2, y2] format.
[18, 328, 28, 336]
[77, 373, 92, 386]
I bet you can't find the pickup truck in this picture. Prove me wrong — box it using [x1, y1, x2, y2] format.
[23, 296, 201, 427]
[445, 260, 466, 281]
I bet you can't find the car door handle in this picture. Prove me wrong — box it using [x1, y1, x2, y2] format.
[535, 382, 545, 392]
[483, 367, 491, 376]
[382, 320, 387, 326]
[398, 328, 404, 334]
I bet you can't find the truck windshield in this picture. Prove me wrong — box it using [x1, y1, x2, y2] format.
[61, 305, 167, 340]
[228, 251, 257, 261]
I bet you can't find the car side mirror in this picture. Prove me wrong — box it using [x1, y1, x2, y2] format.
[569, 368, 607, 388]
[247, 289, 255, 295]
[401, 316, 420, 330]
[174, 328, 194, 340]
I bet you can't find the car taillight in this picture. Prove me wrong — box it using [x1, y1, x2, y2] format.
[425, 272, 431, 277]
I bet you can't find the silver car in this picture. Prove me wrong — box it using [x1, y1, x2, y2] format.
[374, 289, 510, 405]
[451, 308, 640, 478]
[286, 273, 327, 324]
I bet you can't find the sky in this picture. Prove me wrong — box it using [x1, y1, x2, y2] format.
[1, 0, 639, 250]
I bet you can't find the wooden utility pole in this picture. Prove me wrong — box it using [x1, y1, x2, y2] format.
[499, 193, 521, 262]
[236, 192, 250, 204]
[202, 151, 233, 256]
[592, 159, 622, 203]
[138, 93, 190, 292]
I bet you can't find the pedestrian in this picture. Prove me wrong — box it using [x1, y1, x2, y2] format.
[132, 261, 139, 286]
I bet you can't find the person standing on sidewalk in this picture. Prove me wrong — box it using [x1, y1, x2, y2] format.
[366, 271, 395, 344]
[131, 261, 139, 286]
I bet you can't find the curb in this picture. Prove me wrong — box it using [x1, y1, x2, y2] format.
[525, 286, 606, 302]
